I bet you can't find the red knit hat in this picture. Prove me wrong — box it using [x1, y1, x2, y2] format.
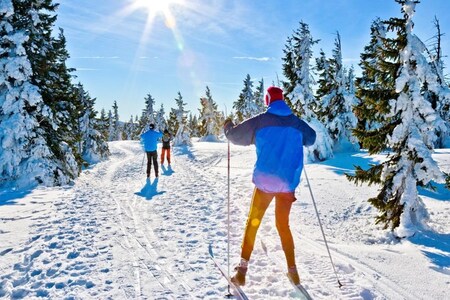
[264, 86, 284, 106]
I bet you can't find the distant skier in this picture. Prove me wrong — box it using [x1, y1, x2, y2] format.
[140, 124, 163, 178]
[223, 86, 316, 286]
[161, 129, 172, 166]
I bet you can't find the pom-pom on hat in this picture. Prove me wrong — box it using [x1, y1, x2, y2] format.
[264, 86, 284, 106]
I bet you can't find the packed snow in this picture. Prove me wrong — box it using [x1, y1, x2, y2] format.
[0, 140, 449, 299]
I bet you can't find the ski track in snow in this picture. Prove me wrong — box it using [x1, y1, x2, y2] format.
[0, 141, 448, 299]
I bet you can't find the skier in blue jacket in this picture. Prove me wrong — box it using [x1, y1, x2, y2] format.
[141, 124, 163, 178]
[224, 86, 316, 286]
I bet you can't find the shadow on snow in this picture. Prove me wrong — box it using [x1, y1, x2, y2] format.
[135, 178, 165, 200]
[161, 165, 174, 176]
[172, 145, 195, 161]
[410, 230, 450, 273]
[418, 184, 450, 202]
[315, 151, 380, 176]
[0, 187, 34, 206]
[317, 151, 450, 202]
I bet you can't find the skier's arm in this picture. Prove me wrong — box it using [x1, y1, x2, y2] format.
[224, 117, 257, 146]
[299, 120, 316, 146]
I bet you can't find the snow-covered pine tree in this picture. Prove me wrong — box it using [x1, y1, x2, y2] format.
[0, 1, 68, 187]
[188, 113, 200, 137]
[233, 74, 259, 123]
[107, 110, 114, 141]
[110, 101, 122, 141]
[171, 92, 191, 146]
[123, 115, 135, 140]
[198, 86, 221, 142]
[282, 21, 333, 161]
[98, 108, 109, 140]
[75, 83, 109, 164]
[253, 78, 265, 113]
[425, 17, 450, 148]
[348, 0, 446, 237]
[155, 104, 167, 132]
[316, 32, 358, 152]
[142, 93, 156, 127]
[12, 0, 80, 180]
[167, 110, 177, 136]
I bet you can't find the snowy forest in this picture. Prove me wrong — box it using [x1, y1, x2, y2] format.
[1, 0, 449, 236]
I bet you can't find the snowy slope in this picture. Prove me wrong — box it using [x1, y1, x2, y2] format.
[0, 140, 449, 299]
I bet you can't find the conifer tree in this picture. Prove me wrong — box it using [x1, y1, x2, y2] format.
[282, 21, 333, 161]
[143, 93, 156, 126]
[171, 92, 191, 146]
[353, 18, 388, 144]
[253, 78, 265, 113]
[110, 101, 121, 141]
[75, 83, 109, 164]
[0, 1, 67, 187]
[348, 0, 446, 236]
[12, 0, 80, 180]
[155, 104, 167, 132]
[98, 108, 109, 140]
[123, 116, 135, 140]
[316, 32, 358, 151]
[425, 17, 450, 148]
[233, 74, 259, 122]
[188, 114, 200, 137]
[198, 86, 221, 141]
[107, 110, 114, 141]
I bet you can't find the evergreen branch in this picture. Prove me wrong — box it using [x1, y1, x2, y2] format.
[345, 163, 383, 186]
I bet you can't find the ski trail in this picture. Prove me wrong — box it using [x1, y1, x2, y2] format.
[103, 141, 188, 299]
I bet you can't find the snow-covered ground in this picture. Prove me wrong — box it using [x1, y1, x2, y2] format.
[0, 140, 449, 299]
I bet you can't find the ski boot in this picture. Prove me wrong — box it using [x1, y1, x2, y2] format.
[230, 259, 248, 286]
[287, 266, 300, 285]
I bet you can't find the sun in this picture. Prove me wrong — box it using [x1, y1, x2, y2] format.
[132, 0, 178, 14]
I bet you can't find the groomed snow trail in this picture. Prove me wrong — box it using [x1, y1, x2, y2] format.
[1, 141, 448, 299]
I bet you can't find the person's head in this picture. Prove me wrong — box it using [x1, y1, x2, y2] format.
[164, 129, 169, 134]
[264, 86, 284, 106]
[149, 124, 155, 130]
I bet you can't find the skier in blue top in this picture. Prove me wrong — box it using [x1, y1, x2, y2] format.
[140, 124, 163, 178]
[224, 86, 316, 286]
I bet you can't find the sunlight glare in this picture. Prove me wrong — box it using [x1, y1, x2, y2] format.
[133, 0, 178, 15]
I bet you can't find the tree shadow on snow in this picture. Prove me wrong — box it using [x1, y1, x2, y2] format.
[409, 230, 450, 274]
[134, 178, 165, 200]
[315, 151, 381, 176]
[0, 187, 34, 206]
[161, 165, 175, 176]
[418, 183, 450, 202]
[172, 145, 195, 161]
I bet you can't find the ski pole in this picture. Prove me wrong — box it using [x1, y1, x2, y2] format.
[303, 166, 343, 288]
[226, 139, 232, 296]
[224, 105, 233, 297]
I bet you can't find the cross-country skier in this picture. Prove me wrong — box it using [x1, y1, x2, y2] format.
[223, 86, 316, 286]
[140, 124, 163, 178]
[161, 129, 172, 166]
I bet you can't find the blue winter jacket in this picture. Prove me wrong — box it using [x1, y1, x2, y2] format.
[140, 129, 163, 152]
[224, 101, 316, 193]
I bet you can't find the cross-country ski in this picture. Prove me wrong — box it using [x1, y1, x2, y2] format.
[208, 244, 249, 300]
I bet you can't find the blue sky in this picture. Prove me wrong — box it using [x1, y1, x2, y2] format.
[55, 0, 450, 121]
